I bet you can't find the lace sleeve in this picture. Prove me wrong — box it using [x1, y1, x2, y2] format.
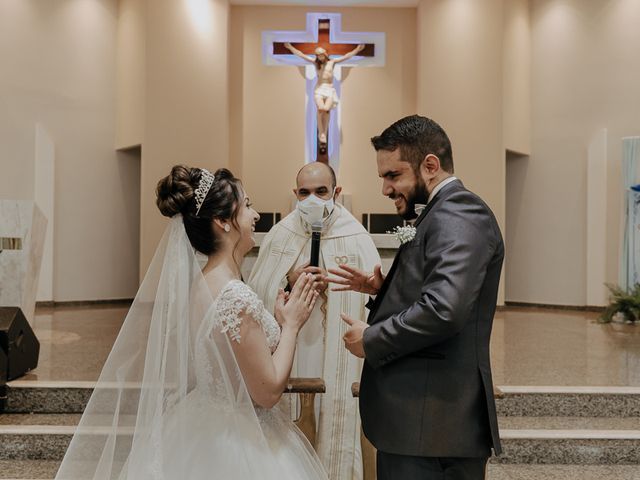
[215, 281, 265, 343]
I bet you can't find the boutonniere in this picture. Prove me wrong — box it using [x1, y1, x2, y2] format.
[387, 225, 417, 245]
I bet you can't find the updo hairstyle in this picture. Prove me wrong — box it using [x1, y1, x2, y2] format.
[156, 165, 243, 255]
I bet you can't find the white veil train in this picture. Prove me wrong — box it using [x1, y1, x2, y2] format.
[55, 216, 298, 479]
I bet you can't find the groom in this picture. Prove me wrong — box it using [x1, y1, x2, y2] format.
[329, 115, 503, 479]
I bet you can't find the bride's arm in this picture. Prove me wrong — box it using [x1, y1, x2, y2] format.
[230, 274, 318, 408]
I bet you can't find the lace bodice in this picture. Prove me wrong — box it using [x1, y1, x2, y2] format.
[192, 280, 281, 407]
[213, 280, 281, 351]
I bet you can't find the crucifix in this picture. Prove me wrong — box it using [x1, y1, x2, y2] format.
[263, 13, 385, 170]
[282, 38, 368, 158]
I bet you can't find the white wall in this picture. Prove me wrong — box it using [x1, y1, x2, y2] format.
[507, 0, 640, 305]
[0, 0, 140, 301]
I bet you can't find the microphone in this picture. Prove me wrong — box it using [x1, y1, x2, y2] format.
[310, 221, 322, 267]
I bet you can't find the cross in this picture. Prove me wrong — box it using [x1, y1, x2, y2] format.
[272, 20, 376, 59]
[263, 13, 385, 172]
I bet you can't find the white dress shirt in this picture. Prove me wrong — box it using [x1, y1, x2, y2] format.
[428, 176, 458, 204]
[414, 176, 458, 216]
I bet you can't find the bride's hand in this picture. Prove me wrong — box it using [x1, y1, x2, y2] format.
[274, 288, 289, 327]
[277, 273, 319, 332]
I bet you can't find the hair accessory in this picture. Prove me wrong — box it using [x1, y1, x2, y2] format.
[194, 169, 215, 215]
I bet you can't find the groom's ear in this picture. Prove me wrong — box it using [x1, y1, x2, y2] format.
[420, 154, 441, 181]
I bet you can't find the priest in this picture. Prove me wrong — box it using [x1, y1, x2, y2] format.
[248, 162, 380, 480]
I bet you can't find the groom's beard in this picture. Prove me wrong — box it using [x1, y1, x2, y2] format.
[397, 178, 429, 221]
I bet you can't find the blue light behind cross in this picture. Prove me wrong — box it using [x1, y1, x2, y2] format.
[262, 13, 385, 173]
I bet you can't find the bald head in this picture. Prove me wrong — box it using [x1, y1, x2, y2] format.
[294, 162, 340, 201]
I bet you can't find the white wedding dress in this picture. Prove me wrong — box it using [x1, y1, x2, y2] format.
[55, 218, 327, 480]
[139, 280, 328, 479]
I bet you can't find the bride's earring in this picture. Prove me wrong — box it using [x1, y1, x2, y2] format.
[224, 224, 231, 233]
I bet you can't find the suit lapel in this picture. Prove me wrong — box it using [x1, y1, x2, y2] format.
[413, 179, 463, 228]
[367, 243, 405, 323]
[412, 199, 435, 229]
[367, 180, 465, 323]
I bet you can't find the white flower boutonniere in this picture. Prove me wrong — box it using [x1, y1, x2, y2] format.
[387, 225, 417, 245]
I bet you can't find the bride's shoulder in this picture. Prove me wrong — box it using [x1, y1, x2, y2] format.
[214, 280, 266, 343]
[216, 280, 264, 316]
[220, 279, 257, 297]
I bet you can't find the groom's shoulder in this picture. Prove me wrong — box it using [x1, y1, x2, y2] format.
[426, 186, 499, 233]
[440, 184, 495, 215]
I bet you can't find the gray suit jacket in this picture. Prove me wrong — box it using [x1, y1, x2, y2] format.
[361, 179, 503, 458]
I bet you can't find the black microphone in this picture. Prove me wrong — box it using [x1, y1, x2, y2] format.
[310, 221, 322, 267]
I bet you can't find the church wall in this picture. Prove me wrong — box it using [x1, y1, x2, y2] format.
[6, 0, 636, 307]
[229, 6, 417, 221]
[503, 0, 531, 156]
[140, 0, 231, 275]
[0, 0, 140, 302]
[416, 0, 506, 303]
[507, 0, 640, 305]
[116, 0, 145, 150]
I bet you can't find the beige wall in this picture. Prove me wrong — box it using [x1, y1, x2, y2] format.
[417, 0, 505, 229]
[503, 0, 531, 155]
[116, 0, 145, 150]
[506, 0, 640, 305]
[503, 0, 531, 304]
[0, 0, 140, 301]
[417, 0, 507, 302]
[7, 0, 635, 307]
[229, 6, 417, 220]
[139, 0, 231, 273]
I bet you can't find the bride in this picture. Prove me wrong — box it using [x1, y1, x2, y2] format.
[55, 166, 328, 479]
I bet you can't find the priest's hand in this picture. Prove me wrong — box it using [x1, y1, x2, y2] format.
[288, 263, 328, 294]
[328, 264, 385, 296]
[341, 314, 368, 358]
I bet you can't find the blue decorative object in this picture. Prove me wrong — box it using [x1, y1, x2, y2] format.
[621, 138, 640, 290]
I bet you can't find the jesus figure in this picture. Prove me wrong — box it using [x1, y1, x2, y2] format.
[284, 42, 365, 153]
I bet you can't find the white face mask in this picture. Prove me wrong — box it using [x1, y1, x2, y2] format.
[297, 190, 336, 226]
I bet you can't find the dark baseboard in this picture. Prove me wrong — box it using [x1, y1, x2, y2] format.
[36, 298, 133, 309]
[505, 301, 605, 312]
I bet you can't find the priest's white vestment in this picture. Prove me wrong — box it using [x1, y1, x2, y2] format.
[248, 204, 380, 480]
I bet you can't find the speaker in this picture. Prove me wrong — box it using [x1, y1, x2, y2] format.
[0, 307, 40, 381]
[0, 348, 7, 412]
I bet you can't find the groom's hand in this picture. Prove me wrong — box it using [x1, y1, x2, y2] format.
[341, 314, 368, 358]
[328, 264, 385, 296]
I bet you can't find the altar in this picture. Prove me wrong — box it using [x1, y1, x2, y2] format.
[0, 201, 47, 325]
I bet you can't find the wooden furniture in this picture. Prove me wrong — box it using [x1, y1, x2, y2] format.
[285, 377, 325, 447]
